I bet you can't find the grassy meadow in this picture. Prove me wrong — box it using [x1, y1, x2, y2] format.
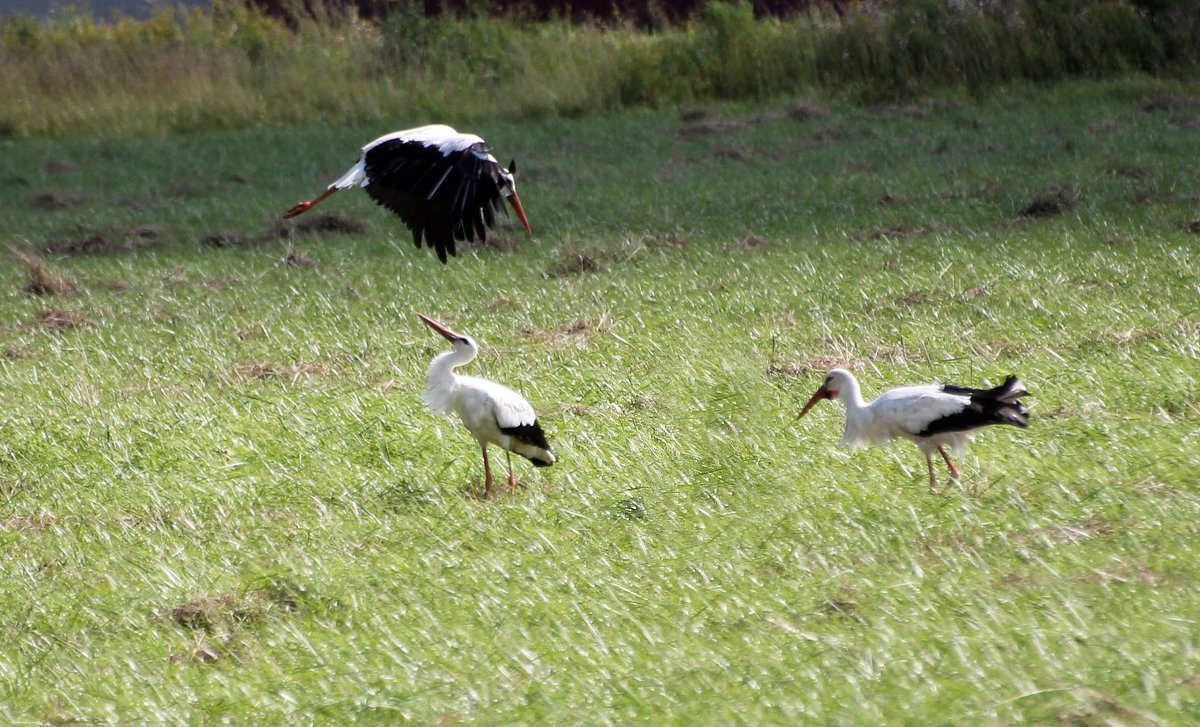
[2, 77, 1200, 723]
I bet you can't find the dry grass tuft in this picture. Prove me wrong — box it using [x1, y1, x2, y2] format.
[522, 315, 614, 343]
[284, 249, 319, 268]
[168, 644, 223, 665]
[767, 354, 853, 378]
[544, 249, 609, 278]
[3, 509, 58, 532]
[233, 361, 336, 380]
[16, 252, 76, 296]
[34, 309, 91, 331]
[730, 233, 766, 250]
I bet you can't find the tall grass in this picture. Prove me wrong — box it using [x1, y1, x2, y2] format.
[1, 0, 1198, 137]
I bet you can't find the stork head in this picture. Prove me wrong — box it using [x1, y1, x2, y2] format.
[797, 368, 853, 419]
[418, 313, 478, 357]
[498, 160, 532, 235]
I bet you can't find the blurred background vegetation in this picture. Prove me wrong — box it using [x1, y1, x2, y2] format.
[2, 0, 1198, 138]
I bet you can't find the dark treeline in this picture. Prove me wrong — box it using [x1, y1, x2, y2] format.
[246, 0, 848, 26]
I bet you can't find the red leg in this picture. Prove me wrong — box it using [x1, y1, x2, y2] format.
[926, 452, 938, 492]
[938, 445, 960, 481]
[283, 186, 337, 219]
[481, 443, 493, 498]
[506, 450, 517, 493]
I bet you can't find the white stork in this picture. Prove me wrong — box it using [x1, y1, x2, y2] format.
[418, 313, 555, 497]
[283, 125, 532, 264]
[797, 368, 1030, 490]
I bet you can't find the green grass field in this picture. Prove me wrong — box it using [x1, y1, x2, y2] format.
[2, 78, 1199, 723]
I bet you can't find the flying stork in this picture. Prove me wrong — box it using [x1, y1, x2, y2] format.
[283, 125, 532, 263]
[796, 368, 1030, 490]
[418, 313, 555, 497]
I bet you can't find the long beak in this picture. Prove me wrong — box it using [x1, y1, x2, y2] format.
[796, 386, 831, 420]
[417, 313, 459, 343]
[507, 190, 532, 234]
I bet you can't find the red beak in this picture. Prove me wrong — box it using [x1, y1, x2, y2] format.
[417, 313, 460, 343]
[507, 190, 532, 234]
[796, 386, 832, 420]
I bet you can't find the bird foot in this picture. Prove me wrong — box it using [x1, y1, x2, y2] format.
[467, 483, 494, 500]
[283, 201, 313, 219]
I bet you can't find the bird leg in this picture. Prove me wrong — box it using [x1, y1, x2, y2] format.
[926, 452, 939, 492]
[283, 187, 337, 219]
[480, 443, 493, 499]
[505, 450, 518, 493]
[937, 445, 961, 481]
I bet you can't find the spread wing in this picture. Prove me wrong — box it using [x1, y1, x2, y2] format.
[362, 139, 508, 263]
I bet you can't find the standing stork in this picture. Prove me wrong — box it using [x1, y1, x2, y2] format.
[418, 313, 555, 497]
[283, 125, 532, 264]
[796, 369, 1030, 490]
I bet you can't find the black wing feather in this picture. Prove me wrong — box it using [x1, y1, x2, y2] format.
[918, 376, 1030, 436]
[501, 421, 554, 466]
[361, 139, 511, 264]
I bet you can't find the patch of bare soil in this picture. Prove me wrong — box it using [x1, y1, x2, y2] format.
[1176, 114, 1200, 129]
[42, 159, 81, 174]
[787, 99, 829, 121]
[852, 223, 929, 241]
[1017, 184, 1079, 218]
[1107, 163, 1150, 179]
[269, 212, 369, 239]
[462, 233, 519, 254]
[40, 225, 172, 257]
[714, 145, 752, 161]
[293, 212, 367, 235]
[1085, 119, 1131, 136]
[27, 191, 85, 210]
[1137, 94, 1200, 113]
[202, 231, 251, 248]
[165, 181, 206, 198]
[678, 118, 756, 140]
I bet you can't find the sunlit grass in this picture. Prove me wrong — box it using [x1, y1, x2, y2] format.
[1, 81, 1199, 723]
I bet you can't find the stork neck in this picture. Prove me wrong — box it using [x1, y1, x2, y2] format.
[838, 376, 868, 413]
[426, 348, 473, 388]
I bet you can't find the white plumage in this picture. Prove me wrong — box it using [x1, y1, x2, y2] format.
[419, 313, 554, 497]
[797, 368, 1029, 490]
